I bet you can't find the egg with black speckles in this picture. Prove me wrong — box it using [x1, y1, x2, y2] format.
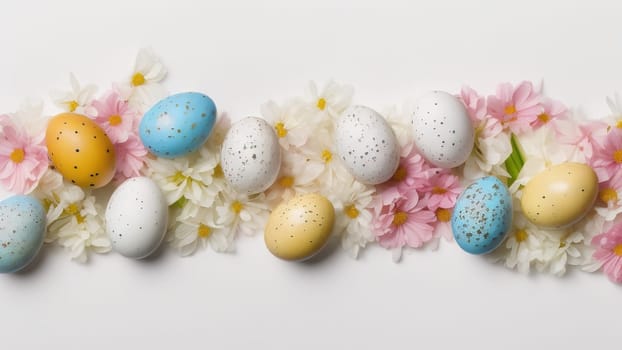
[451, 176, 512, 255]
[0, 195, 46, 273]
[521, 162, 598, 228]
[105, 177, 168, 259]
[221, 117, 281, 195]
[139, 92, 217, 158]
[264, 193, 335, 261]
[46, 113, 116, 188]
[411, 91, 475, 168]
[334, 105, 400, 185]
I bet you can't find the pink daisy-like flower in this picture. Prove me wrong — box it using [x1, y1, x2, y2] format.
[553, 118, 607, 161]
[91, 91, 139, 143]
[530, 97, 566, 128]
[487, 81, 543, 134]
[372, 189, 436, 249]
[420, 172, 462, 211]
[591, 222, 622, 283]
[459, 86, 487, 123]
[114, 133, 148, 181]
[382, 144, 435, 193]
[0, 116, 48, 194]
[589, 127, 622, 182]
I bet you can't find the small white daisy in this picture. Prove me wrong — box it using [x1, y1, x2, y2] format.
[171, 202, 233, 256]
[51, 73, 97, 116]
[331, 178, 375, 258]
[306, 80, 353, 119]
[216, 186, 270, 237]
[266, 151, 323, 205]
[115, 48, 168, 112]
[261, 99, 317, 151]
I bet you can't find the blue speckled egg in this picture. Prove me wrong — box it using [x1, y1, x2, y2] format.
[139, 92, 217, 158]
[0, 195, 46, 273]
[451, 176, 512, 255]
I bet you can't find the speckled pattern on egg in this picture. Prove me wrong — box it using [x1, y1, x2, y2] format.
[105, 177, 169, 259]
[264, 193, 335, 261]
[45, 113, 116, 188]
[139, 92, 216, 158]
[221, 117, 281, 195]
[451, 176, 512, 255]
[0, 195, 46, 273]
[411, 91, 475, 168]
[334, 105, 400, 185]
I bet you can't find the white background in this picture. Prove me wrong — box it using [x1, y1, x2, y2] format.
[0, 1, 620, 349]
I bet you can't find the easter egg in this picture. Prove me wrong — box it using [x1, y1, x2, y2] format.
[221, 117, 281, 195]
[264, 193, 335, 261]
[105, 177, 168, 259]
[46, 113, 116, 188]
[411, 91, 475, 168]
[0, 195, 46, 273]
[451, 176, 512, 255]
[520, 162, 598, 228]
[139, 92, 217, 158]
[334, 105, 400, 185]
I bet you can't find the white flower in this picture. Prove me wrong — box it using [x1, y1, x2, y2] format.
[115, 48, 167, 112]
[51, 73, 97, 116]
[171, 202, 233, 256]
[463, 117, 512, 181]
[146, 153, 220, 207]
[384, 104, 413, 149]
[261, 99, 317, 150]
[216, 186, 270, 237]
[266, 151, 323, 205]
[32, 169, 85, 224]
[47, 195, 111, 262]
[10, 99, 49, 137]
[306, 80, 353, 119]
[297, 129, 351, 195]
[330, 178, 375, 258]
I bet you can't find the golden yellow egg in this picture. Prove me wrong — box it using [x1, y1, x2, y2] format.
[520, 162, 597, 228]
[264, 193, 335, 261]
[45, 113, 116, 188]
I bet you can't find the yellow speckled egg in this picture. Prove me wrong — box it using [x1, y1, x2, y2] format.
[264, 193, 335, 261]
[521, 162, 597, 228]
[45, 113, 116, 188]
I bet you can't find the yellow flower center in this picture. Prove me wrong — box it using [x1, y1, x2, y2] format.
[131, 72, 146, 86]
[538, 113, 550, 123]
[614, 244, 622, 256]
[344, 204, 359, 219]
[504, 104, 517, 115]
[275, 122, 287, 138]
[231, 201, 243, 214]
[173, 197, 188, 209]
[317, 98, 327, 111]
[616, 120, 622, 129]
[515, 229, 528, 243]
[169, 171, 187, 185]
[614, 150, 622, 163]
[559, 241, 567, 248]
[435, 208, 451, 222]
[63, 203, 85, 224]
[197, 224, 211, 238]
[213, 164, 224, 178]
[108, 115, 122, 126]
[392, 211, 408, 226]
[432, 186, 447, 195]
[392, 165, 407, 182]
[279, 176, 294, 188]
[10, 149, 25, 163]
[321, 149, 332, 163]
[600, 188, 618, 203]
[67, 100, 79, 112]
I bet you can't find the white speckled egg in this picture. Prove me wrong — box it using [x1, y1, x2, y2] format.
[221, 117, 281, 194]
[411, 91, 475, 168]
[105, 177, 168, 259]
[334, 105, 400, 184]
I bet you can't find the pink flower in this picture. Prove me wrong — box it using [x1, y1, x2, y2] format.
[91, 91, 139, 143]
[114, 134, 148, 181]
[372, 189, 436, 249]
[381, 144, 435, 193]
[487, 81, 543, 134]
[459, 86, 487, 123]
[420, 172, 462, 211]
[589, 128, 622, 182]
[530, 98, 566, 128]
[553, 118, 607, 161]
[0, 116, 48, 194]
[591, 222, 622, 283]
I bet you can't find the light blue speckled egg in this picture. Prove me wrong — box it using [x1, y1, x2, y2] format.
[451, 176, 512, 255]
[0, 195, 46, 273]
[139, 92, 217, 158]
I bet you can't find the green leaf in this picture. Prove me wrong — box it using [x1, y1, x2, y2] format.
[505, 133, 525, 186]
